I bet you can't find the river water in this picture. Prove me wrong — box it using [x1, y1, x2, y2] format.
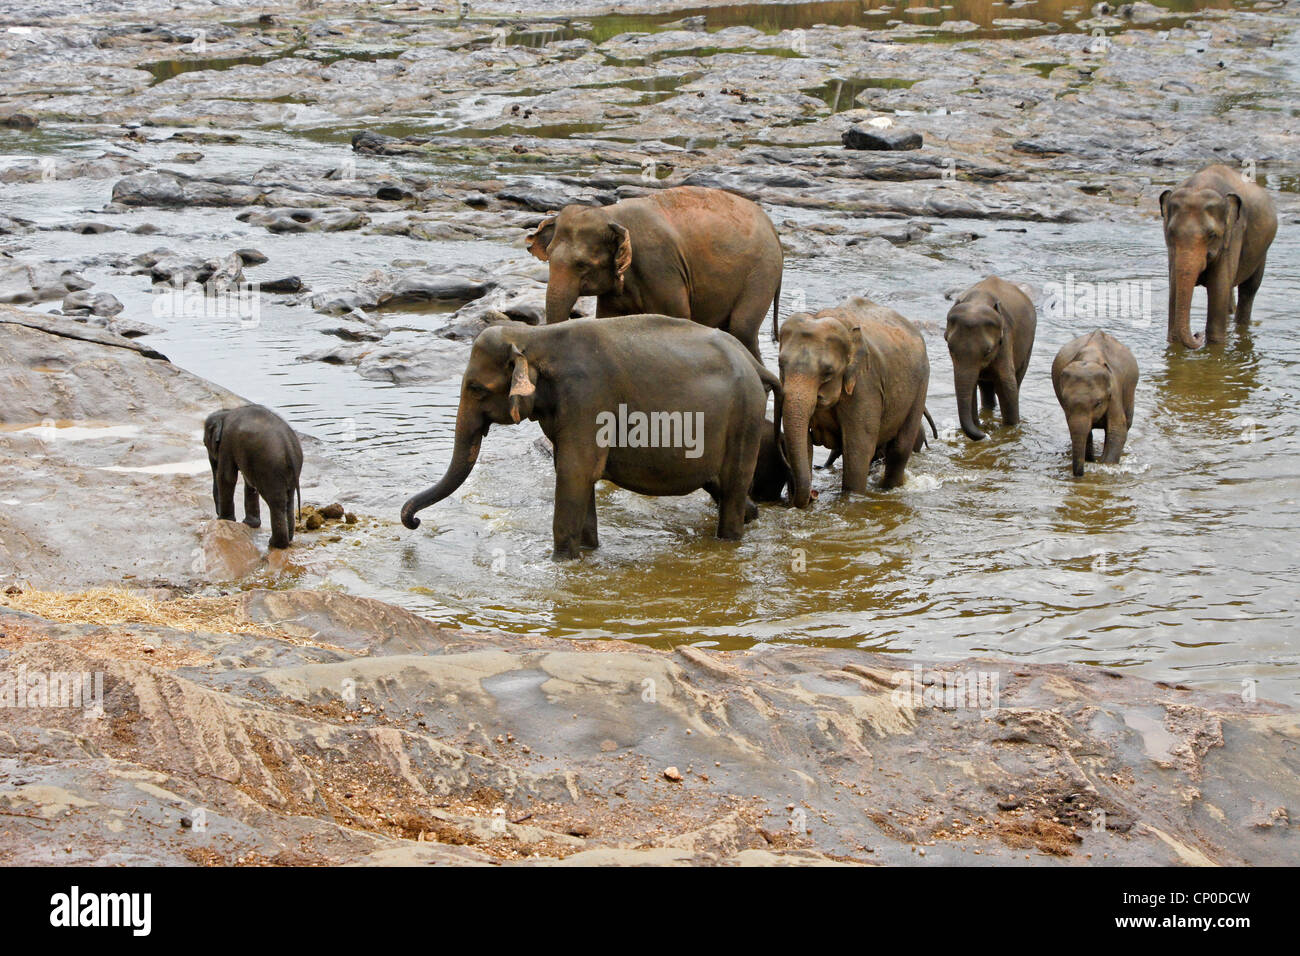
[1, 0, 1296, 704]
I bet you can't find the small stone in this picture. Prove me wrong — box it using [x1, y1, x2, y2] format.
[842, 124, 923, 151]
[663, 767, 682, 782]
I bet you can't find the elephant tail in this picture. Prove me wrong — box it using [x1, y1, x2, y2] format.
[295, 479, 301, 523]
[748, 354, 783, 452]
[924, 407, 937, 439]
[771, 277, 781, 341]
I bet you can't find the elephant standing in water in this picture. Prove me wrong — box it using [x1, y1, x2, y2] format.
[1051, 330, 1138, 476]
[525, 186, 784, 358]
[777, 298, 930, 508]
[944, 276, 1036, 441]
[400, 316, 782, 559]
[1160, 164, 1277, 349]
[203, 405, 302, 549]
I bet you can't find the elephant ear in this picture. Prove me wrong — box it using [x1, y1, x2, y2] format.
[526, 217, 557, 262]
[1224, 193, 1243, 233]
[1158, 189, 1172, 220]
[842, 326, 869, 397]
[203, 412, 224, 455]
[507, 344, 538, 424]
[609, 223, 632, 292]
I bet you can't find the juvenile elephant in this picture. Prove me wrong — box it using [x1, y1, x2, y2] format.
[750, 418, 791, 503]
[945, 276, 1036, 441]
[203, 404, 303, 548]
[400, 315, 782, 559]
[525, 186, 783, 358]
[778, 298, 930, 508]
[1051, 330, 1138, 477]
[1160, 164, 1277, 349]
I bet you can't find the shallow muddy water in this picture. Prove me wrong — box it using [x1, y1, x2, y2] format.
[11, 153, 1295, 702]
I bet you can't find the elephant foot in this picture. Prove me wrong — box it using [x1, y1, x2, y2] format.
[743, 499, 758, 523]
[243, 516, 262, 529]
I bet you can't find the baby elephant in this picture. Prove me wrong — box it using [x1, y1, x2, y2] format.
[778, 297, 930, 507]
[1051, 331, 1138, 477]
[944, 276, 1036, 441]
[203, 405, 303, 548]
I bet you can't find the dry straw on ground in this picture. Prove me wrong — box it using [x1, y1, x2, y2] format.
[0, 587, 286, 639]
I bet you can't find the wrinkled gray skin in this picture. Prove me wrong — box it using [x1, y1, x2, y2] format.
[400, 315, 781, 559]
[1051, 330, 1139, 477]
[778, 297, 930, 508]
[1160, 164, 1277, 349]
[526, 186, 784, 359]
[945, 276, 1037, 441]
[203, 405, 303, 548]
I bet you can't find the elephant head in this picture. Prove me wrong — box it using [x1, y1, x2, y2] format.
[944, 292, 1006, 441]
[401, 325, 541, 529]
[526, 205, 633, 325]
[1159, 186, 1242, 350]
[777, 313, 866, 508]
[1057, 361, 1119, 477]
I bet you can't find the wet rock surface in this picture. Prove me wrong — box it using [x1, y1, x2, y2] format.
[2, 587, 1295, 865]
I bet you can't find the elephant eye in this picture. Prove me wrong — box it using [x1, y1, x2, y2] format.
[467, 382, 490, 397]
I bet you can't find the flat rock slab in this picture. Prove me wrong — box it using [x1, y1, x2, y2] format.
[0, 588, 1295, 866]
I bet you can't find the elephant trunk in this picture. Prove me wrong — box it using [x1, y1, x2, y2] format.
[954, 365, 985, 441]
[782, 374, 817, 509]
[401, 403, 486, 529]
[544, 273, 580, 325]
[1067, 412, 1091, 478]
[1168, 250, 1206, 350]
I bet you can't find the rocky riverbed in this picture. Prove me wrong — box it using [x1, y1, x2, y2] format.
[2, 0, 1299, 864]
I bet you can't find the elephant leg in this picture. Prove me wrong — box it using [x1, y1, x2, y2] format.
[994, 374, 1020, 428]
[717, 422, 760, 539]
[268, 493, 292, 549]
[1085, 431, 1097, 462]
[552, 454, 596, 560]
[284, 488, 296, 543]
[1235, 261, 1265, 326]
[817, 448, 841, 471]
[978, 380, 997, 412]
[215, 464, 237, 521]
[1205, 265, 1235, 345]
[881, 404, 923, 489]
[243, 483, 262, 528]
[1100, 425, 1128, 465]
[581, 485, 599, 549]
[726, 286, 775, 361]
[840, 429, 877, 496]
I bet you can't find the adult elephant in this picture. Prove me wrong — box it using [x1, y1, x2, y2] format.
[1160, 164, 1277, 349]
[778, 297, 930, 508]
[400, 315, 781, 559]
[944, 276, 1036, 441]
[525, 186, 783, 359]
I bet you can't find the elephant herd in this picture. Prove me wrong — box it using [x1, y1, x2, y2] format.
[206, 166, 1277, 560]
